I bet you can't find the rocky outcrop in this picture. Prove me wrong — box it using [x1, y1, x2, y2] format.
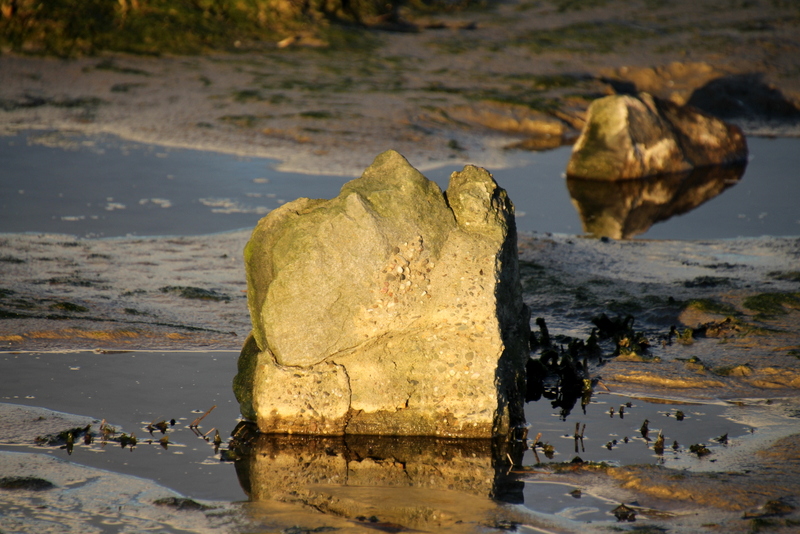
[234, 150, 530, 438]
[566, 92, 748, 180]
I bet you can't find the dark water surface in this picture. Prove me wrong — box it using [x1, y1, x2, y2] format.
[1, 131, 797, 239]
[0, 351, 246, 501]
[0, 350, 761, 516]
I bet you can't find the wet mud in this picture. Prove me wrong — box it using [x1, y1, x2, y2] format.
[0, 231, 251, 351]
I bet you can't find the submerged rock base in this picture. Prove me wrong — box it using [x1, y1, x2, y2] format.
[234, 150, 529, 438]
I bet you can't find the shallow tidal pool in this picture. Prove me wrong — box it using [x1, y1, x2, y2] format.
[1, 130, 798, 240]
[2, 128, 799, 531]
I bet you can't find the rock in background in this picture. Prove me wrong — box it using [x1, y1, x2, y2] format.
[566, 92, 748, 180]
[234, 150, 530, 438]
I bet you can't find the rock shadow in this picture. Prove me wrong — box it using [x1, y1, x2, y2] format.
[687, 73, 800, 123]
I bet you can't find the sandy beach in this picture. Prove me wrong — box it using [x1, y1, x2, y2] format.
[2, 0, 800, 532]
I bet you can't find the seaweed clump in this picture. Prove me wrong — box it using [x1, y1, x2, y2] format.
[527, 317, 607, 419]
[526, 313, 658, 417]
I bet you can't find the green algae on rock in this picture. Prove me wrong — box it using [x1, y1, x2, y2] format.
[234, 150, 530, 437]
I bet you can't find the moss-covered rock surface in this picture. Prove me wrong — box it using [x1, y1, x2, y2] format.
[235, 150, 530, 437]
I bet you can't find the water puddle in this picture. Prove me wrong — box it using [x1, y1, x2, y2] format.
[521, 481, 617, 522]
[3, 350, 798, 532]
[1, 130, 798, 239]
[0, 350, 245, 501]
[523, 394, 750, 467]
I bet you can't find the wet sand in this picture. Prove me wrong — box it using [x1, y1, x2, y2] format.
[2, 0, 800, 532]
[2, 226, 798, 402]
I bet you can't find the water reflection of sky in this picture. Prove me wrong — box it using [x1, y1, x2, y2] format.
[1, 131, 797, 239]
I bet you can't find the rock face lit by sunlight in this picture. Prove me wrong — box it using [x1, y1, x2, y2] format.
[235, 150, 530, 437]
[567, 93, 748, 180]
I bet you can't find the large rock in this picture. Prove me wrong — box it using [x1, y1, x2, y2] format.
[566, 92, 748, 180]
[234, 150, 530, 438]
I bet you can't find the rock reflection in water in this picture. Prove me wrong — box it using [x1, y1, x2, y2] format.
[231, 423, 529, 531]
[566, 163, 746, 239]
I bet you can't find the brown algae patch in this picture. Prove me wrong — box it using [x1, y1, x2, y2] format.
[26, 328, 142, 341]
[22, 328, 193, 343]
[605, 372, 726, 390]
[608, 430, 800, 514]
[747, 368, 800, 389]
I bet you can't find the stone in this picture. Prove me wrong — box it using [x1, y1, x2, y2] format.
[566, 92, 748, 180]
[234, 150, 530, 438]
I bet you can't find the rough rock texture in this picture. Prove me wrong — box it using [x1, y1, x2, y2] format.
[566, 92, 748, 180]
[234, 150, 530, 438]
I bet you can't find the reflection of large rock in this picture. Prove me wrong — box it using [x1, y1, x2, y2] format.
[231, 427, 525, 530]
[234, 150, 529, 437]
[566, 92, 748, 180]
[567, 163, 746, 239]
